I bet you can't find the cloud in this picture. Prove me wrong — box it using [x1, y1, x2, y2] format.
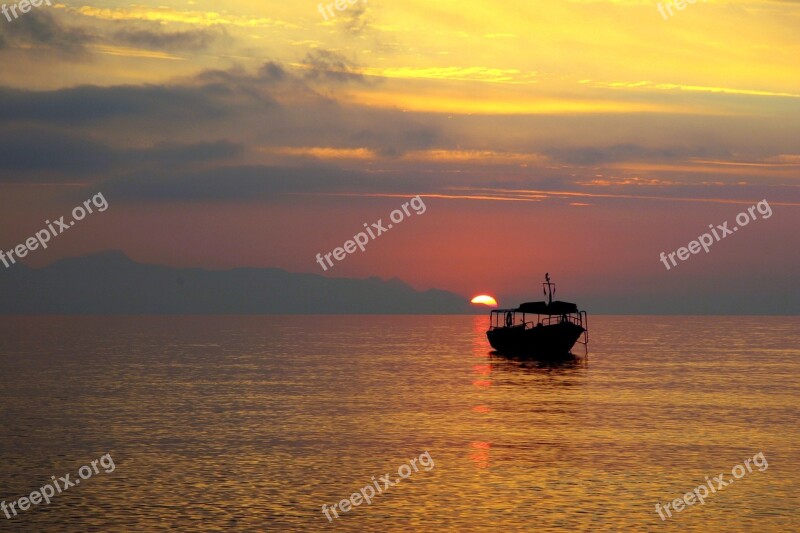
[0, 128, 112, 177]
[0, 57, 788, 206]
[257, 62, 287, 83]
[0, 59, 442, 159]
[0, 83, 235, 124]
[74, 5, 292, 29]
[144, 140, 243, 166]
[0, 10, 93, 58]
[99, 164, 427, 202]
[110, 24, 228, 52]
[342, 1, 371, 35]
[0, 127, 243, 181]
[301, 50, 368, 84]
[544, 143, 726, 165]
[195, 61, 288, 89]
[0, 10, 234, 61]
[351, 126, 440, 158]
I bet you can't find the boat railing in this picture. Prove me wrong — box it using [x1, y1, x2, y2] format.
[489, 310, 586, 330]
[579, 310, 588, 344]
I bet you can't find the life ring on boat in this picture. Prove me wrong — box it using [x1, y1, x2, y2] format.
[505, 312, 513, 327]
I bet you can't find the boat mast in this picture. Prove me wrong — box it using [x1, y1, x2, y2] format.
[543, 273, 555, 305]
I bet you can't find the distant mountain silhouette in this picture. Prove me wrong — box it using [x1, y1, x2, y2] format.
[0, 251, 472, 314]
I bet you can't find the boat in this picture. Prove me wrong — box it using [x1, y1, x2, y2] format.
[486, 274, 588, 357]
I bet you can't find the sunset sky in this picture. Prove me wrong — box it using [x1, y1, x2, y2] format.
[1, 0, 798, 312]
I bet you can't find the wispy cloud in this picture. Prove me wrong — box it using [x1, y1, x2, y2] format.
[74, 5, 294, 28]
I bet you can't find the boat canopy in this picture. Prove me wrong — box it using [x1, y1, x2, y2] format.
[516, 300, 579, 315]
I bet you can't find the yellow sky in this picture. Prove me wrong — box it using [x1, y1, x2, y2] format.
[18, 0, 799, 105]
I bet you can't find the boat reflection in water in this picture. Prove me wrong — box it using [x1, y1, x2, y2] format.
[486, 274, 588, 360]
[489, 350, 588, 371]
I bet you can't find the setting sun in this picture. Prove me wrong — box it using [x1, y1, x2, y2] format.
[471, 295, 498, 307]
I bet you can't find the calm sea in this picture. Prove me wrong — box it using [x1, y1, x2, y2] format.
[0, 316, 798, 532]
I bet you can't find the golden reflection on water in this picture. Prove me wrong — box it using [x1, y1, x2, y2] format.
[470, 319, 494, 472]
[0, 315, 798, 532]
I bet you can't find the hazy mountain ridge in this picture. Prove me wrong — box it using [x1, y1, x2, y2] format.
[0, 251, 472, 314]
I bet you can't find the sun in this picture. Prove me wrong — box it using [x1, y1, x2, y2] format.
[471, 295, 498, 307]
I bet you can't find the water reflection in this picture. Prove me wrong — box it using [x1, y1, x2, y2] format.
[468, 441, 491, 469]
[1, 315, 797, 531]
[488, 352, 588, 372]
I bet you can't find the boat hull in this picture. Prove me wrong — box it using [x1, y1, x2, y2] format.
[486, 322, 584, 357]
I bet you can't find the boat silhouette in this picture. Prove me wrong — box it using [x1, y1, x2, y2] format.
[486, 274, 588, 358]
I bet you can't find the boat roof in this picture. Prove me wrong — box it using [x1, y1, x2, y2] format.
[493, 300, 579, 315]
